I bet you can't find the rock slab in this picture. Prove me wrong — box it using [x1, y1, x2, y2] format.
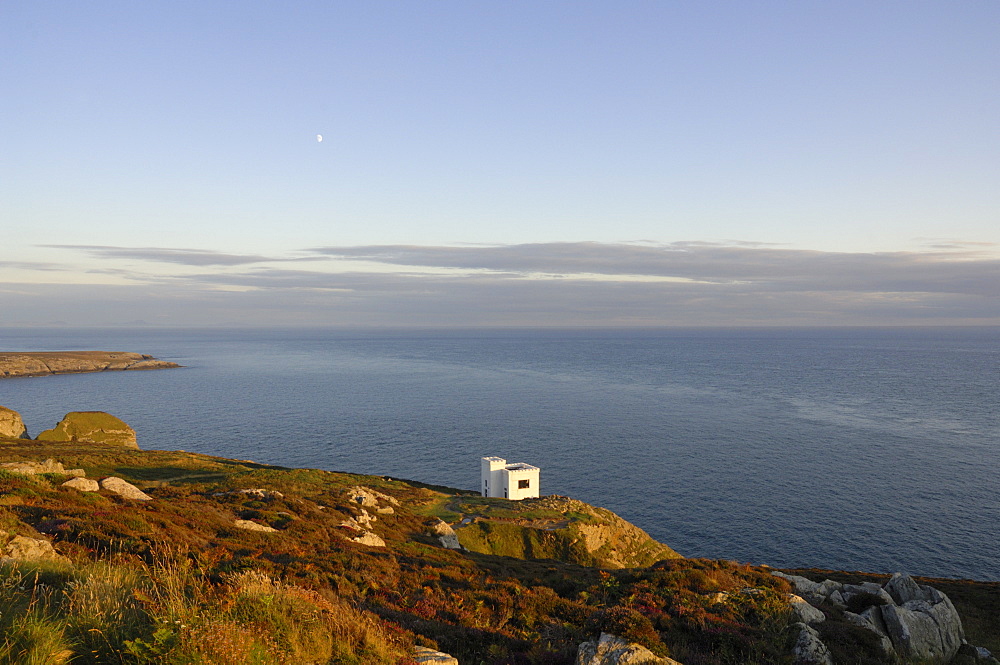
[349, 530, 386, 547]
[882, 597, 964, 664]
[429, 518, 462, 549]
[37, 412, 138, 449]
[0, 529, 68, 563]
[792, 623, 833, 665]
[788, 594, 825, 625]
[62, 477, 100, 492]
[100, 476, 152, 500]
[576, 632, 681, 665]
[234, 520, 278, 533]
[413, 646, 459, 664]
[1, 459, 85, 477]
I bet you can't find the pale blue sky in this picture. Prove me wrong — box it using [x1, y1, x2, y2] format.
[3, 2, 999, 326]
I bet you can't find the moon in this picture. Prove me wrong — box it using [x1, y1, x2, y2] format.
[316, 134, 323, 143]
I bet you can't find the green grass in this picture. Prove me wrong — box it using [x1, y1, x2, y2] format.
[412, 495, 463, 523]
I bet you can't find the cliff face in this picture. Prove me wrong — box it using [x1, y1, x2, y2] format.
[0, 351, 179, 378]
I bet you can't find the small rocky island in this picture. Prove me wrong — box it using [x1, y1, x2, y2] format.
[0, 351, 180, 378]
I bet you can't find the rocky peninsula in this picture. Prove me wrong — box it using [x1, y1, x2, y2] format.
[0, 351, 180, 378]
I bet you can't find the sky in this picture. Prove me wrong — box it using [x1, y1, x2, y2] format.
[3, 1, 999, 327]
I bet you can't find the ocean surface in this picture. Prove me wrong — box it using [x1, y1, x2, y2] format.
[1, 327, 997, 580]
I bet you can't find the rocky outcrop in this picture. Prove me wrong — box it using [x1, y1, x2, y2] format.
[348, 530, 386, 547]
[37, 412, 138, 449]
[792, 623, 833, 665]
[774, 571, 965, 665]
[576, 633, 681, 665]
[62, 477, 100, 492]
[428, 518, 462, 549]
[413, 646, 459, 664]
[99, 476, 152, 500]
[1, 458, 85, 477]
[344, 486, 400, 509]
[340, 510, 376, 530]
[0, 405, 29, 438]
[234, 520, 278, 533]
[788, 594, 825, 625]
[844, 609, 895, 656]
[880, 573, 965, 665]
[0, 529, 68, 563]
[456, 495, 681, 569]
[0, 351, 180, 378]
[338, 486, 394, 547]
[213, 488, 285, 500]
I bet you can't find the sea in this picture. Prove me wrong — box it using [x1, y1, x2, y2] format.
[0, 326, 997, 581]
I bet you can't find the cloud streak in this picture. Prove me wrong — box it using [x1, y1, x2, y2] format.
[5, 242, 999, 327]
[310, 242, 1000, 296]
[41, 245, 317, 267]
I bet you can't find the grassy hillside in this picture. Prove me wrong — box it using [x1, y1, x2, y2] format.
[0, 434, 996, 664]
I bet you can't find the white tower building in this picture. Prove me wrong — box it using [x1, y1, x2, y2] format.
[481, 456, 540, 500]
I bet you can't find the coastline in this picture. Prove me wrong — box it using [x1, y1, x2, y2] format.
[0, 351, 181, 378]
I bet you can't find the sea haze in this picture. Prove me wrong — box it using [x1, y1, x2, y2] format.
[1, 327, 997, 580]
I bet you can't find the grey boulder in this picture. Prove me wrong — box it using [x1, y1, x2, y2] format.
[576, 632, 681, 664]
[791, 623, 833, 665]
[62, 477, 100, 492]
[99, 476, 152, 501]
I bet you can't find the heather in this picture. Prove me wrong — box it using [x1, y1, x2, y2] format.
[0, 436, 997, 664]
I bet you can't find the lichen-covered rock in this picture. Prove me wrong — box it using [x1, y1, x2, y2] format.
[0, 405, 29, 438]
[788, 594, 825, 625]
[1, 458, 86, 477]
[576, 632, 681, 664]
[0, 529, 69, 563]
[773, 572, 822, 596]
[791, 623, 833, 665]
[413, 646, 459, 664]
[234, 520, 278, 533]
[878, 573, 964, 665]
[344, 485, 400, 508]
[885, 571, 930, 604]
[882, 598, 964, 664]
[844, 609, 895, 657]
[349, 530, 386, 547]
[37, 411, 138, 449]
[99, 476, 152, 500]
[428, 518, 462, 549]
[62, 477, 100, 492]
[212, 488, 285, 500]
[841, 582, 895, 607]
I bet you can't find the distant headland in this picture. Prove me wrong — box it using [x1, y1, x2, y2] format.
[0, 351, 181, 378]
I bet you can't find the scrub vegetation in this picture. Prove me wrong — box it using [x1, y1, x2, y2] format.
[0, 435, 997, 664]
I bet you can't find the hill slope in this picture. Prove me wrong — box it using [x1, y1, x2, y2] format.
[0, 433, 997, 664]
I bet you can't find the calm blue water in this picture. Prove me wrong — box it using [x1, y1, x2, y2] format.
[0, 327, 997, 580]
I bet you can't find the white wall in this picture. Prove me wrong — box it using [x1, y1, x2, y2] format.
[481, 456, 507, 497]
[482, 457, 540, 500]
[502, 466, 540, 500]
